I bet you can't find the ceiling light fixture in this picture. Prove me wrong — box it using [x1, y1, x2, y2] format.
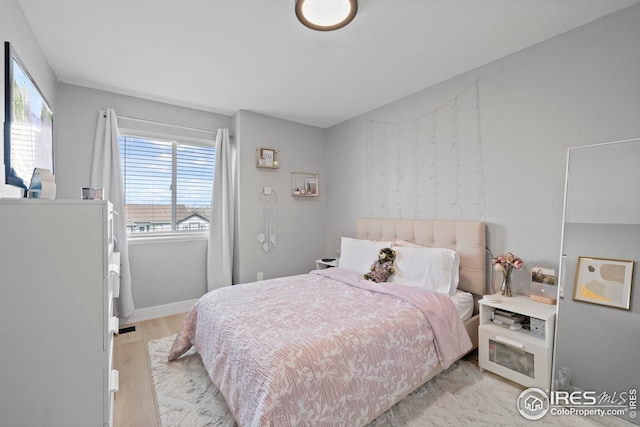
[295, 0, 358, 31]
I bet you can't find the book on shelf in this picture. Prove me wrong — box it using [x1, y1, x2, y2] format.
[494, 309, 518, 317]
[492, 313, 526, 325]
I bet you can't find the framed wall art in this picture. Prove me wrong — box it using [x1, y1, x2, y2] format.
[304, 178, 318, 195]
[573, 256, 634, 310]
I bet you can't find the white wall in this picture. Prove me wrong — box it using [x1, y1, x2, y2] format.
[0, 0, 57, 182]
[323, 4, 640, 295]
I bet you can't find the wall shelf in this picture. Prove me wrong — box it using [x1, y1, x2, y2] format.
[291, 172, 319, 197]
[256, 147, 280, 169]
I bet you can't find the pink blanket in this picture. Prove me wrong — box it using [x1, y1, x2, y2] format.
[169, 268, 471, 426]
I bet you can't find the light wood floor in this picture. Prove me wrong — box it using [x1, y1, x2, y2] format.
[113, 313, 480, 427]
[113, 312, 187, 427]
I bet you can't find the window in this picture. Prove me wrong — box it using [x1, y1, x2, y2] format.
[119, 135, 215, 234]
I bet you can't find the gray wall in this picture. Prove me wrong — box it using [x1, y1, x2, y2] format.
[55, 84, 230, 309]
[54, 86, 327, 310]
[0, 0, 58, 181]
[4, 0, 640, 317]
[565, 140, 640, 224]
[323, 4, 640, 295]
[233, 110, 327, 284]
[55, 84, 229, 199]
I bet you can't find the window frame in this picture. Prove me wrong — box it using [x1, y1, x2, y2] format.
[118, 131, 215, 240]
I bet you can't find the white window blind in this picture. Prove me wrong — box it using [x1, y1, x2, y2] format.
[119, 135, 215, 234]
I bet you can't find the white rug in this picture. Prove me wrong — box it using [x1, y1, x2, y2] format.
[148, 335, 605, 427]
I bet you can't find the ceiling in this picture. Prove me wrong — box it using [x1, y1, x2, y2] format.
[18, 0, 639, 128]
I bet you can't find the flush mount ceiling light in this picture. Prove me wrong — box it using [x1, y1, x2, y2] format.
[295, 0, 358, 31]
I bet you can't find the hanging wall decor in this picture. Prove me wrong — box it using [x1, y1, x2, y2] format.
[258, 186, 277, 252]
[364, 80, 486, 221]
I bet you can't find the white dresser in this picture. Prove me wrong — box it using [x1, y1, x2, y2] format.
[0, 199, 119, 427]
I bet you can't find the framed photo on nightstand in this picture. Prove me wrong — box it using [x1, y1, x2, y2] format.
[531, 267, 555, 286]
[530, 267, 557, 305]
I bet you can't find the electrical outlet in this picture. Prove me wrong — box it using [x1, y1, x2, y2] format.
[257, 272, 263, 281]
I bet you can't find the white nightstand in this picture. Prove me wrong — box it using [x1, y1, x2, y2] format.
[315, 258, 338, 269]
[478, 293, 556, 390]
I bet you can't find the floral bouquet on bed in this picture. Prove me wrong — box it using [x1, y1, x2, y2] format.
[492, 252, 523, 297]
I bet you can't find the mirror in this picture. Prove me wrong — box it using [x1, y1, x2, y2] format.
[553, 138, 640, 425]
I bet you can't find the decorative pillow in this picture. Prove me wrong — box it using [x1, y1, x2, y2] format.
[338, 237, 392, 275]
[394, 238, 423, 248]
[389, 245, 460, 296]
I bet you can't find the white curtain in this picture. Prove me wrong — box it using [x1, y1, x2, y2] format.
[91, 109, 135, 318]
[207, 128, 234, 291]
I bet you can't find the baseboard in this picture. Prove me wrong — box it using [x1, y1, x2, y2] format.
[122, 298, 198, 324]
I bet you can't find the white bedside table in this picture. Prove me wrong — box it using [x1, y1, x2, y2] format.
[478, 293, 556, 390]
[315, 258, 338, 269]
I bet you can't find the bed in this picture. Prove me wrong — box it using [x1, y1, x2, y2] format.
[169, 218, 486, 426]
[354, 218, 486, 350]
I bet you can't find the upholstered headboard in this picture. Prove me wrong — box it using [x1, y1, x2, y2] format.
[356, 218, 486, 297]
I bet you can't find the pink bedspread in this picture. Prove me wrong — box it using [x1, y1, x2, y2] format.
[169, 268, 471, 427]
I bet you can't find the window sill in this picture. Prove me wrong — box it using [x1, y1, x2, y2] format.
[127, 232, 208, 244]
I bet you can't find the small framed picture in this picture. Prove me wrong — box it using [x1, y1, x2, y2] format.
[573, 256, 634, 310]
[530, 267, 557, 304]
[531, 267, 556, 286]
[260, 148, 274, 166]
[304, 178, 318, 195]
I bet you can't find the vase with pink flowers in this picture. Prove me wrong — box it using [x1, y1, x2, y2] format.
[492, 252, 523, 297]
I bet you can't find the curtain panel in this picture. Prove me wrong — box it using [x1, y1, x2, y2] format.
[207, 128, 234, 290]
[91, 109, 135, 317]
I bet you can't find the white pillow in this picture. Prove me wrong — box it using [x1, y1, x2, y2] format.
[390, 245, 460, 296]
[338, 237, 392, 274]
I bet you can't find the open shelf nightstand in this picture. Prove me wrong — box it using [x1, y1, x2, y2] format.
[478, 293, 556, 390]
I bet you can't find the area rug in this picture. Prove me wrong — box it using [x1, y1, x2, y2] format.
[148, 335, 604, 427]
